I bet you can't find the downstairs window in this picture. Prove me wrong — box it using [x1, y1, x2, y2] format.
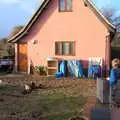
[55, 41, 75, 56]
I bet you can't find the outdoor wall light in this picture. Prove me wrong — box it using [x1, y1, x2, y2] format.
[32, 40, 38, 44]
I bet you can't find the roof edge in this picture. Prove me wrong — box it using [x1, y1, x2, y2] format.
[84, 0, 116, 32]
[8, 0, 116, 43]
[8, 0, 50, 43]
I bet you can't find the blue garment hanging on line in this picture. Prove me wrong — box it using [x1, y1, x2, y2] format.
[77, 60, 85, 77]
[54, 60, 84, 78]
[54, 60, 67, 78]
[88, 65, 101, 79]
[67, 60, 84, 77]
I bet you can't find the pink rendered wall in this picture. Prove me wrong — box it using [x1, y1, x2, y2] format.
[19, 0, 109, 68]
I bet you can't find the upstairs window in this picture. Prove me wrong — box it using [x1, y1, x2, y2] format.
[55, 41, 75, 56]
[59, 0, 72, 12]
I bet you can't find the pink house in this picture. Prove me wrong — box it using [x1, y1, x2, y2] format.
[8, 0, 116, 76]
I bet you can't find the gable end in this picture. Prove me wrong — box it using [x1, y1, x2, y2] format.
[8, 0, 116, 43]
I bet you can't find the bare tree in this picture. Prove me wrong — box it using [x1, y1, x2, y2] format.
[8, 25, 24, 38]
[0, 38, 14, 58]
[101, 7, 120, 31]
[0, 25, 24, 58]
[101, 7, 116, 22]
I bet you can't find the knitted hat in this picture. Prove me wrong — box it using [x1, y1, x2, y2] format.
[112, 58, 120, 68]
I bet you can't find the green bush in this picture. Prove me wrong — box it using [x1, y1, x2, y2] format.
[34, 66, 44, 72]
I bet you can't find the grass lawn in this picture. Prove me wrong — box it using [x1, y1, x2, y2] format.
[0, 83, 88, 120]
[0, 72, 9, 75]
[0, 71, 12, 76]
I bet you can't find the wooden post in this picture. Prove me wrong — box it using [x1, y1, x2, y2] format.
[105, 34, 111, 77]
[14, 43, 18, 72]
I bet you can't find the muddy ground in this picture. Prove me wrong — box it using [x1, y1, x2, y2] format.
[0, 75, 96, 120]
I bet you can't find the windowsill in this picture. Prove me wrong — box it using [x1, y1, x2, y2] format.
[55, 54, 75, 56]
[59, 10, 73, 12]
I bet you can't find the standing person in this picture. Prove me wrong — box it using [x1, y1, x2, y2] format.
[109, 58, 120, 109]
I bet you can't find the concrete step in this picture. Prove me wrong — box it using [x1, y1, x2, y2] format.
[90, 107, 111, 120]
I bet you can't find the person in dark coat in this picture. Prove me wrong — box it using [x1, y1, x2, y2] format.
[109, 58, 120, 108]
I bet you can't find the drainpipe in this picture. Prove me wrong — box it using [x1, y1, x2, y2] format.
[105, 33, 111, 77]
